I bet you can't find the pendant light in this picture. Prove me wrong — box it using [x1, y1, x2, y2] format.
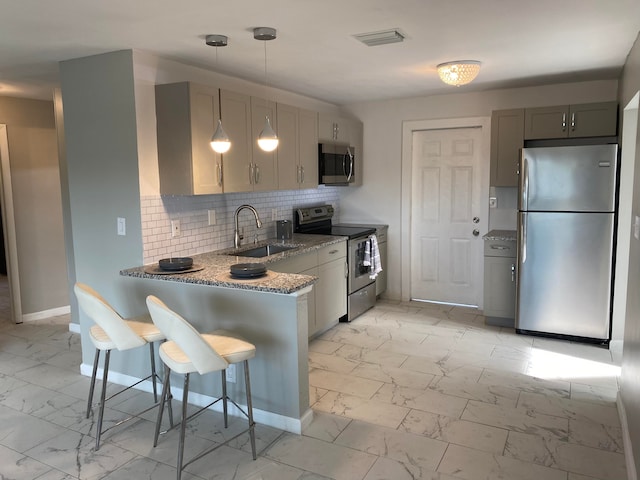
[254, 27, 279, 152]
[205, 34, 231, 154]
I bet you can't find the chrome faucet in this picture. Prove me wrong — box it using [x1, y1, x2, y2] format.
[234, 204, 263, 248]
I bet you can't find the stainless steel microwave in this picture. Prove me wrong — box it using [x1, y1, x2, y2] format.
[318, 143, 355, 186]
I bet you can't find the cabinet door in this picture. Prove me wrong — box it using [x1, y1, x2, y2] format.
[490, 109, 523, 187]
[276, 103, 299, 191]
[569, 102, 618, 138]
[316, 257, 347, 333]
[318, 114, 350, 142]
[250, 97, 278, 191]
[190, 87, 223, 194]
[298, 108, 319, 189]
[483, 256, 516, 318]
[155, 82, 223, 195]
[220, 90, 252, 193]
[524, 105, 569, 140]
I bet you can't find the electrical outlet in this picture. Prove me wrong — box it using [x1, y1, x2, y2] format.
[208, 209, 216, 226]
[226, 364, 236, 383]
[271, 208, 278, 221]
[171, 220, 181, 238]
[117, 217, 126, 236]
[489, 197, 498, 209]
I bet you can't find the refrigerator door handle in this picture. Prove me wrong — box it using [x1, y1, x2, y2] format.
[521, 157, 529, 210]
[520, 213, 527, 264]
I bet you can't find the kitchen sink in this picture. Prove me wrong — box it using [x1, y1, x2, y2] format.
[230, 244, 298, 258]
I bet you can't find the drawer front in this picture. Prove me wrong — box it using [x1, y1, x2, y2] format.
[484, 239, 516, 258]
[318, 241, 347, 264]
[269, 251, 318, 273]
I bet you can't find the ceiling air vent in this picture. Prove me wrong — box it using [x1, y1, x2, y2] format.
[353, 29, 405, 47]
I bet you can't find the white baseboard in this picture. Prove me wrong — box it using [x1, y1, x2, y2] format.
[618, 391, 638, 480]
[80, 363, 310, 434]
[22, 305, 71, 323]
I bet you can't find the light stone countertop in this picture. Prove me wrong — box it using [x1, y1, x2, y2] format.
[120, 233, 346, 295]
[482, 229, 517, 241]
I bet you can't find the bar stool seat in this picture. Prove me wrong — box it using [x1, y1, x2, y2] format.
[74, 283, 172, 450]
[146, 295, 257, 480]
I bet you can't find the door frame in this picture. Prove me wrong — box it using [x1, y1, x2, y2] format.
[0, 124, 23, 323]
[401, 116, 491, 304]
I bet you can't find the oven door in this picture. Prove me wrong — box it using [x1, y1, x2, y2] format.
[348, 236, 374, 294]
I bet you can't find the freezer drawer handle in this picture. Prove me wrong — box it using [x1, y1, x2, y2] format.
[490, 245, 509, 250]
[598, 161, 611, 168]
[511, 263, 516, 282]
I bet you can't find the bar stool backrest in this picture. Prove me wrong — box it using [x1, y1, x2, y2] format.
[146, 295, 229, 374]
[74, 283, 147, 351]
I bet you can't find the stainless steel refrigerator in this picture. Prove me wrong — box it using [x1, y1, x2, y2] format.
[516, 144, 618, 343]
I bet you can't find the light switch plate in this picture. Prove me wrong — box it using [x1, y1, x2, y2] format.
[117, 217, 126, 236]
[634, 215, 640, 240]
[171, 220, 181, 238]
[226, 363, 236, 383]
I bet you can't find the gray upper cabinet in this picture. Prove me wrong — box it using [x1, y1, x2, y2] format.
[524, 102, 617, 140]
[490, 109, 524, 187]
[155, 82, 223, 195]
[219, 90, 253, 193]
[250, 97, 278, 192]
[277, 104, 318, 190]
[318, 114, 350, 143]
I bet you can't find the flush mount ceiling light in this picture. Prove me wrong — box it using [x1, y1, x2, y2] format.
[254, 27, 278, 152]
[353, 28, 405, 47]
[437, 60, 481, 86]
[206, 34, 231, 153]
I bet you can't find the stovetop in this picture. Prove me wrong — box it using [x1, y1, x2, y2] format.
[294, 205, 376, 239]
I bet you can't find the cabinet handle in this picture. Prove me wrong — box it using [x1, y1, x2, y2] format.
[511, 263, 516, 282]
[344, 261, 348, 278]
[249, 164, 254, 184]
[296, 165, 300, 184]
[490, 245, 509, 250]
[562, 113, 567, 131]
[571, 112, 576, 131]
[329, 249, 339, 254]
[301, 166, 305, 183]
[255, 165, 260, 184]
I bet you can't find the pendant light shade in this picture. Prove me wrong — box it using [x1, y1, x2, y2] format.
[254, 27, 278, 152]
[205, 34, 231, 153]
[437, 60, 481, 86]
[258, 116, 278, 152]
[210, 119, 231, 153]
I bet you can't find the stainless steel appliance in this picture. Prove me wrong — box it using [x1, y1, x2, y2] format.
[295, 205, 377, 321]
[318, 143, 355, 186]
[516, 144, 618, 344]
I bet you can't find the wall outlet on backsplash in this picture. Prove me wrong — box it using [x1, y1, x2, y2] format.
[171, 220, 181, 237]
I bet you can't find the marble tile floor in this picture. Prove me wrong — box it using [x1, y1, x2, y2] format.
[0, 290, 627, 479]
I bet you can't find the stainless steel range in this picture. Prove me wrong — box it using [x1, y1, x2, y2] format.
[295, 205, 377, 321]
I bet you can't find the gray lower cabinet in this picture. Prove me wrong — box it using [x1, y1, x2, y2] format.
[270, 240, 347, 338]
[483, 238, 516, 327]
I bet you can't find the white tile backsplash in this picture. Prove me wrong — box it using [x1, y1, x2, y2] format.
[141, 188, 341, 264]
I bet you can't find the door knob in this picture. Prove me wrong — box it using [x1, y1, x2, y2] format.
[473, 217, 480, 224]
[472, 229, 480, 236]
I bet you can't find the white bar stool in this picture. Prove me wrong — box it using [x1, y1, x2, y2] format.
[145, 295, 257, 480]
[74, 282, 172, 450]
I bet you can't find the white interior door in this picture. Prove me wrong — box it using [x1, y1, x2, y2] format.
[410, 127, 483, 306]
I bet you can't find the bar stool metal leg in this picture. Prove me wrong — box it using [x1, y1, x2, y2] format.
[177, 373, 190, 480]
[221, 370, 228, 428]
[154, 365, 171, 447]
[96, 349, 111, 450]
[86, 349, 100, 418]
[244, 360, 256, 460]
[149, 342, 158, 402]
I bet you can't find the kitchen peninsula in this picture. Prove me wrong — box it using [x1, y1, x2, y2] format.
[118, 234, 344, 434]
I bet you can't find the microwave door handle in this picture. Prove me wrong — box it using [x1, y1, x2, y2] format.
[346, 147, 354, 181]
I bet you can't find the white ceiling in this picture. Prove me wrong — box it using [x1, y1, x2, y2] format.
[1, 0, 639, 105]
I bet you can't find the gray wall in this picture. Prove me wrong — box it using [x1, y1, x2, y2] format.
[59, 50, 144, 366]
[618, 31, 640, 476]
[0, 96, 68, 315]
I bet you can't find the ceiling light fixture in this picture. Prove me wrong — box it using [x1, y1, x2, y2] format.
[353, 28, 405, 47]
[205, 34, 231, 154]
[254, 27, 278, 152]
[436, 60, 481, 87]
